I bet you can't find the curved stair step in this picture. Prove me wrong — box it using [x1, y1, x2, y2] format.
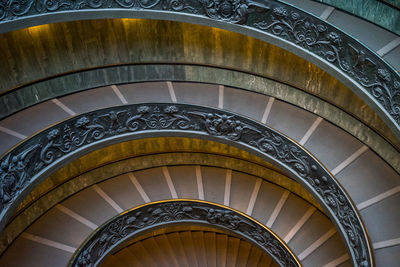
[1, 165, 349, 266]
[0, 81, 399, 266]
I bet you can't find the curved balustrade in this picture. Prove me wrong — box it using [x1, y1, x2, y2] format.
[0, 103, 373, 266]
[69, 200, 300, 266]
[0, 0, 399, 140]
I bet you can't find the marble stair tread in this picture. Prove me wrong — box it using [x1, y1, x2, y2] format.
[104, 248, 139, 267]
[215, 232, 228, 267]
[58, 85, 121, 114]
[204, 231, 217, 267]
[223, 86, 270, 121]
[265, 99, 317, 142]
[301, 232, 348, 267]
[0, 130, 21, 156]
[360, 193, 400, 242]
[117, 82, 172, 103]
[0, 99, 70, 137]
[140, 236, 170, 266]
[0, 236, 72, 267]
[270, 194, 310, 237]
[226, 235, 241, 267]
[336, 150, 400, 204]
[201, 166, 227, 205]
[24, 207, 92, 248]
[173, 82, 219, 107]
[103, 231, 288, 267]
[180, 231, 200, 267]
[246, 244, 263, 266]
[167, 165, 198, 199]
[133, 167, 172, 201]
[192, 231, 208, 267]
[127, 242, 157, 267]
[155, 234, 180, 267]
[304, 119, 364, 170]
[61, 186, 118, 226]
[97, 173, 146, 211]
[374, 245, 400, 267]
[229, 171, 257, 213]
[236, 240, 252, 267]
[168, 232, 190, 267]
[259, 253, 276, 267]
[250, 181, 288, 224]
[383, 45, 400, 70]
[288, 211, 336, 255]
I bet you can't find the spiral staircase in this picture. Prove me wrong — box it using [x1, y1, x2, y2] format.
[101, 228, 281, 267]
[0, 0, 399, 266]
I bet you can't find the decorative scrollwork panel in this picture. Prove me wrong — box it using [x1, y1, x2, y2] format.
[0, 103, 373, 266]
[69, 200, 300, 266]
[1, 0, 399, 138]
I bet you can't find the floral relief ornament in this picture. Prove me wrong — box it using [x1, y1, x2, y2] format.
[0, 0, 399, 127]
[0, 109, 373, 267]
[73, 201, 298, 266]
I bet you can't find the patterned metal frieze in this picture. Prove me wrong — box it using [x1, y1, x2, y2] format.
[69, 200, 300, 266]
[0, 103, 372, 266]
[0, 0, 399, 136]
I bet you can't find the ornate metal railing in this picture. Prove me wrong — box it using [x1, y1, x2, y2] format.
[69, 200, 300, 266]
[0, 103, 373, 266]
[0, 0, 399, 140]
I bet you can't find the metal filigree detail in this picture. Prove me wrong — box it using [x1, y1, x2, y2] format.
[189, 111, 260, 140]
[1, 0, 398, 137]
[198, 0, 269, 24]
[252, 5, 400, 128]
[0, 103, 372, 266]
[70, 200, 299, 266]
[0, 104, 197, 211]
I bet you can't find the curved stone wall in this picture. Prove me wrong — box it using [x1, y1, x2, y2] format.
[0, 0, 399, 139]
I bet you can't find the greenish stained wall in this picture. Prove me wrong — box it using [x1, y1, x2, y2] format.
[314, 0, 400, 35]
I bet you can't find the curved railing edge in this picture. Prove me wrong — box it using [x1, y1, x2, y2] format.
[0, 0, 399, 141]
[68, 199, 301, 266]
[0, 103, 374, 266]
